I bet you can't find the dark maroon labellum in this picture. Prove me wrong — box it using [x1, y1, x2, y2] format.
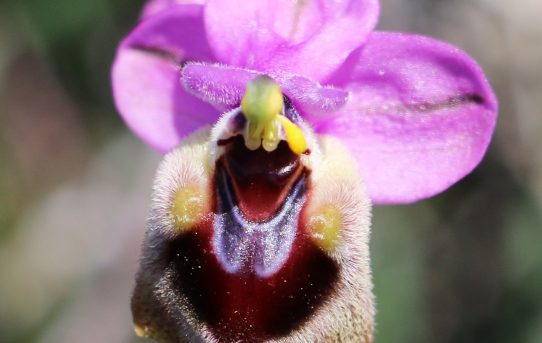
[169, 136, 339, 342]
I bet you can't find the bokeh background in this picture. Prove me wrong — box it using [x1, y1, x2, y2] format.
[1, 0, 541, 342]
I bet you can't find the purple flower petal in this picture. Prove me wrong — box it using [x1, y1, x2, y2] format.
[204, 0, 379, 82]
[112, 5, 220, 153]
[182, 62, 348, 115]
[320, 32, 498, 204]
[182, 63, 260, 109]
[142, 0, 206, 19]
[277, 74, 349, 116]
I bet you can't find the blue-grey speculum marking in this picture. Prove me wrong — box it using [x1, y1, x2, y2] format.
[212, 166, 307, 278]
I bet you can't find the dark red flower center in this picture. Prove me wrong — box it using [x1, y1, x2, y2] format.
[168, 135, 339, 342]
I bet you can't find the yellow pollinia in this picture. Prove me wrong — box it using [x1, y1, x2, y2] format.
[241, 75, 307, 154]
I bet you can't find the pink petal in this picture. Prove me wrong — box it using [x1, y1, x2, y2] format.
[277, 74, 349, 116]
[204, 0, 379, 82]
[182, 62, 348, 115]
[142, 0, 207, 19]
[112, 5, 220, 153]
[320, 32, 498, 204]
[182, 63, 260, 109]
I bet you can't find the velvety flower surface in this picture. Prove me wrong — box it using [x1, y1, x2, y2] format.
[112, 0, 497, 204]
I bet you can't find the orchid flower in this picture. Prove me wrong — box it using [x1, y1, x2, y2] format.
[111, 1, 497, 342]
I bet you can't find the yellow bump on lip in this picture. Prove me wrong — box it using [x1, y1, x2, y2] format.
[240, 75, 307, 154]
[134, 323, 149, 338]
[308, 205, 342, 253]
[170, 186, 208, 232]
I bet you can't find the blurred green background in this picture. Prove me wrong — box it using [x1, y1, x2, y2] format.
[1, 0, 541, 342]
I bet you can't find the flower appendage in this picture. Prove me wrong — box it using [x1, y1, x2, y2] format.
[112, 1, 497, 342]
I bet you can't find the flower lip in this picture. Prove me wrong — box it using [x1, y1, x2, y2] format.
[213, 157, 307, 277]
[161, 133, 341, 340]
[170, 219, 339, 341]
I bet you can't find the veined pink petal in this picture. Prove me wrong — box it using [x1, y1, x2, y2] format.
[204, 0, 379, 82]
[182, 62, 348, 116]
[321, 32, 498, 204]
[112, 5, 219, 153]
[182, 63, 260, 109]
[142, 0, 207, 18]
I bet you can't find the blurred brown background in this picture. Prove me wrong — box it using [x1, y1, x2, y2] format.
[1, 0, 541, 342]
